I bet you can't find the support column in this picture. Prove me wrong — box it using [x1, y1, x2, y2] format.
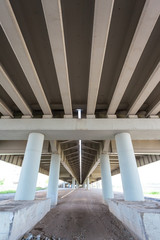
[82, 182, 86, 188]
[100, 153, 114, 202]
[87, 177, 90, 190]
[15, 133, 44, 200]
[47, 154, 60, 206]
[63, 181, 65, 188]
[115, 133, 144, 201]
[72, 177, 75, 189]
[76, 181, 79, 188]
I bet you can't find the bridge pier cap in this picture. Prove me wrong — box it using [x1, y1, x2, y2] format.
[115, 132, 144, 201]
[15, 133, 44, 200]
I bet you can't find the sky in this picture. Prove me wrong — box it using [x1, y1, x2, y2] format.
[111, 160, 160, 193]
[0, 160, 49, 191]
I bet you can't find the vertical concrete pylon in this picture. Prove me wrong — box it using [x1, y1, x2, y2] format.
[47, 154, 60, 206]
[87, 177, 90, 190]
[76, 181, 79, 188]
[72, 177, 75, 189]
[115, 133, 144, 201]
[82, 182, 86, 188]
[15, 133, 44, 200]
[100, 153, 114, 202]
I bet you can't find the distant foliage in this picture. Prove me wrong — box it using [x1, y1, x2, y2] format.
[149, 192, 160, 195]
[0, 179, 4, 185]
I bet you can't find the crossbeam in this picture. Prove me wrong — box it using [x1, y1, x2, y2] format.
[0, 118, 159, 140]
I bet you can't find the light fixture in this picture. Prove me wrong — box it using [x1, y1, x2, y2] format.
[77, 109, 82, 183]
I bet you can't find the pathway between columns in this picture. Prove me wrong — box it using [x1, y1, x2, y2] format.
[30, 189, 135, 240]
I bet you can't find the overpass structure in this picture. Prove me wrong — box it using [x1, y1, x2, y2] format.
[0, 0, 160, 239]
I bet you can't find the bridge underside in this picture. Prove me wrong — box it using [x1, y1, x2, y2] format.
[0, 1, 160, 239]
[0, 137, 160, 184]
[0, 0, 160, 183]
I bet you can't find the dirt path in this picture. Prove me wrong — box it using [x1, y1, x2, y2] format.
[31, 189, 135, 240]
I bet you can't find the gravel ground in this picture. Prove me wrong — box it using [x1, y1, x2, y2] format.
[30, 189, 135, 240]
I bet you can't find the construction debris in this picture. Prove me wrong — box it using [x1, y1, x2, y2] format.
[21, 233, 65, 240]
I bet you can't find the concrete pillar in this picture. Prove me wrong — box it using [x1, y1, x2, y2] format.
[47, 153, 60, 206]
[15, 133, 44, 200]
[72, 177, 75, 189]
[115, 133, 144, 201]
[82, 182, 86, 188]
[63, 181, 65, 188]
[100, 153, 114, 202]
[76, 181, 79, 188]
[87, 177, 90, 190]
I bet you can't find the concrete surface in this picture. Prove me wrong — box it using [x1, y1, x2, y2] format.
[30, 189, 135, 240]
[115, 133, 144, 201]
[47, 154, 60, 206]
[0, 118, 160, 140]
[100, 153, 114, 201]
[107, 198, 160, 240]
[15, 133, 44, 201]
[0, 199, 51, 240]
[1, 189, 159, 239]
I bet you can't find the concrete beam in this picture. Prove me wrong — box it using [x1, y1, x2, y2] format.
[147, 100, 160, 116]
[0, 98, 13, 117]
[42, 148, 72, 183]
[59, 173, 71, 178]
[42, 0, 72, 116]
[0, 0, 52, 116]
[0, 140, 50, 154]
[87, 159, 100, 179]
[59, 144, 78, 181]
[66, 156, 79, 161]
[128, 62, 160, 115]
[102, 140, 111, 153]
[65, 151, 78, 157]
[87, 0, 114, 116]
[107, 0, 160, 114]
[81, 144, 98, 152]
[81, 154, 92, 160]
[111, 139, 160, 154]
[49, 140, 58, 153]
[63, 145, 78, 152]
[61, 160, 77, 181]
[0, 66, 32, 116]
[0, 118, 160, 140]
[82, 151, 95, 157]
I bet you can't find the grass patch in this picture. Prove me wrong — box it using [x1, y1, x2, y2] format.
[0, 190, 16, 194]
[36, 187, 46, 191]
[0, 187, 46, 194]
[148, 192, 160, 195]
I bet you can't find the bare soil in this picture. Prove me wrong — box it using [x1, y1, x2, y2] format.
[31, 189, 135, 240]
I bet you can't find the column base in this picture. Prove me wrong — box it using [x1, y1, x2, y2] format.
[0, 199, 50, 240]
